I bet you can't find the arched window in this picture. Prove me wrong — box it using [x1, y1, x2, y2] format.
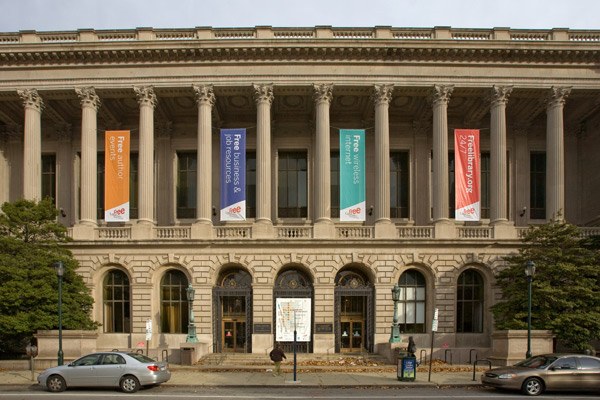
[398, 270, 426, 333]
[160, 270, 189, 333]
[103, 270, 130, 333]
[457, 269, 484, 333]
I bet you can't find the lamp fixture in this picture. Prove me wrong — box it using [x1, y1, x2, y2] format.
[368, 205, 373, 216]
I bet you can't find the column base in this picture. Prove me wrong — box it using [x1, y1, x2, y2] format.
[434, 219, 456, 239]
[313, 220, 335, 239]
[191, 221, 213, 239]
[374, 220, 396, 238]
[252, 221, 274, 239]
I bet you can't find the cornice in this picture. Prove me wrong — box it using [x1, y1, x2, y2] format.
[1, 41, 600, 66]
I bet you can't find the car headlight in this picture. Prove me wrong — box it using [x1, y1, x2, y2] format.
[498, 373, 517, 379]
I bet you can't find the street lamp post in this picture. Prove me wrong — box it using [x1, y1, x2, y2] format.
[53, 261, 65, 366]
[185, 284, 199, 343]
[525, 261, 536, 359]
[389, 284, 402, 343]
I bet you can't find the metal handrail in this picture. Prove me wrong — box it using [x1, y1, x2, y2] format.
[473, 359, 492, 381]
[469, 349, 478, 364]
[444, 349, 452, 365]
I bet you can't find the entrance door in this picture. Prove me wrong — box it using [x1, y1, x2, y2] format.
[340, 319, 364, 353]
[222, 320, 246, 352]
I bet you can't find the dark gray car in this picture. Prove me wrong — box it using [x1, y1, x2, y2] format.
[38, 351, 171, 393]
[482, 353, 600, 396]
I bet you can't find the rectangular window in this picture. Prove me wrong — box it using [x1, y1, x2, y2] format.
[530, 152, 546, 219]
[246, 151, 256, 219]
[278, 151, 308, 218]
[390, 151, 409, 218]
[41, 154, 56, 205]
[480, 153, 490, 219]
[331, 151, 340, 218]
[177, 152, 197, 219]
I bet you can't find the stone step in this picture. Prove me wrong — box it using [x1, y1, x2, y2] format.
[198, 353, 390, 366]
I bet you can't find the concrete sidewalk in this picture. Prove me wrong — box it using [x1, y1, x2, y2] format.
[0, 367, 483, 388]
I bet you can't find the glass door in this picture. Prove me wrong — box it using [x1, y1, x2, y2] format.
[340, 320, 363, 352]
[222, 320, 246, 352]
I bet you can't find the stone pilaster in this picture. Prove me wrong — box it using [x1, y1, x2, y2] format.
[54, 123, 73, 226]
[489, 86, 512, 225]
[413, 121, 431, 226]
[253, 84, 274, 232]
[193, 85, 215, 231]
[155, 121, 173, 226]
[431, 85, 454, 229]
[546, 86, 571, 220]
[313, 84, 334, 237]
[18, 89, 44, 201]
[134, 85, 157, 228]
[75, 87, 100, 227]
[373, 84, 395, 238]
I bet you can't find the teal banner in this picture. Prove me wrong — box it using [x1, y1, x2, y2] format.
[340, 129, 365, 221]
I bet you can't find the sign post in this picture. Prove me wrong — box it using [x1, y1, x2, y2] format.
[145, 319, 152, 356]
[428, 308, 439, 382]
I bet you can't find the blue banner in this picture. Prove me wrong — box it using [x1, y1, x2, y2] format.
[220, 129, 246, 221]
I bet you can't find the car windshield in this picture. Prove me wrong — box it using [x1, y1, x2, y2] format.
[127, 353, 156, 363]
[515, 356, 557, 369]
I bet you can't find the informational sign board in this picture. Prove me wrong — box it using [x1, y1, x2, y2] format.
[275, 298, 311, 342]
[145, 319, 152, 341]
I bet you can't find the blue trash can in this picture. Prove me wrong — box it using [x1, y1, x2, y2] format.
[397, 353, 417, 381]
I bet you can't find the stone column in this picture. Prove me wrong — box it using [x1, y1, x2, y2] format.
[490, 86, 512, 225]
[373, 84, 395, 238]
[253, 84, 274, 234]
[18, 89, 44, 201]
[5, 124, 23, 202]
[513, 125, 530, 226]
[134, 86, 157, 227]
[75, 87, 100, 227]
[546, 87, 571, 221]
[193, 85, 215, 226]
[313, 84, 334, 237]
[431, 85, 454, 228]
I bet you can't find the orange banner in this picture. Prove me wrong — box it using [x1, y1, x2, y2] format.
[105, 131, 130, 222]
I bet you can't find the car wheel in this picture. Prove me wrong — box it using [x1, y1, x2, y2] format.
[120, 375, 140, 393]
[522, 377, 544, 396]
[46, 375, 66, 392]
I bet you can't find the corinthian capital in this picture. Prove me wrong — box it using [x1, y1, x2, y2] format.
[75, 87, 101, 110]
[313, 84, 333, 105]
[134, 85, 158, 108]
[18, 89, 44, 112]
[430, 84, 454, 106]
[253, 84, 274, 106]
[490, 85, 513, 107]
[373, 84, 394, 106]
[192, 84, 215, 107]
[547, 86, 572, 108]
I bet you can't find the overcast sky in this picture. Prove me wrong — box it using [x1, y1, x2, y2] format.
[1, 0, 599, 32]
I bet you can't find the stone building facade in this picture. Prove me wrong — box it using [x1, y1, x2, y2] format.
[1, 26, 599, 362]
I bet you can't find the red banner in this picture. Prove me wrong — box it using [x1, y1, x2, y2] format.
[455, 129, 480, 221]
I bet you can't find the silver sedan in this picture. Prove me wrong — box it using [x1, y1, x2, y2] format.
[38, 351, 171, 393]
[482, 353, 600, 396]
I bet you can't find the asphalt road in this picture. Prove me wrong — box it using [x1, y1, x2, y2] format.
[1, 386, 600, 399]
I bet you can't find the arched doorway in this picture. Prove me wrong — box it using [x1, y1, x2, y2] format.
[334, 268, 374, 353]
[212, 268, 252, 353]
[273, 268, 314, 353]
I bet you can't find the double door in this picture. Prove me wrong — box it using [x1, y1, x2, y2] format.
[222, 319, 246, 352]
[340, 318, 364, 353]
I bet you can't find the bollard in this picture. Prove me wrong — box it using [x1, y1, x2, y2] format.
[162, 349, 169, 362]
[419, 349, 427, 365]
[473, 359, 492, 381]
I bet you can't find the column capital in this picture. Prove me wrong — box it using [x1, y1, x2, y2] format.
[75, 87, 101, 110]
[373, 84, 394, 105]
[193, 84, 215, 107]
[18, 89, 44, 112]
[313, 83, 333, 105]
[253, 83, 274, 105]
[134, 85, 158, 109]
[546, 86, 572, 108]
[490, 85, 513, 107]
[431, 84, 454, 106]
